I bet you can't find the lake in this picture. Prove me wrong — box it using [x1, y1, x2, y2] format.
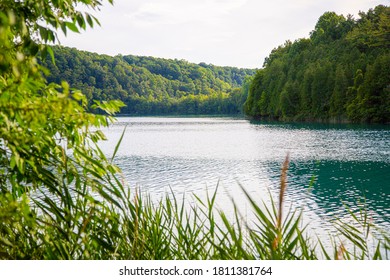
[100, 116, 390, 240]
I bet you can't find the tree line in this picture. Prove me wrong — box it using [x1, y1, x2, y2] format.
[41, 47, 255, 115]
[244, 5, 389, 123]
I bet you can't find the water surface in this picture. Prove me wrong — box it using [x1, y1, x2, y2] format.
[101, 117, 390, 238]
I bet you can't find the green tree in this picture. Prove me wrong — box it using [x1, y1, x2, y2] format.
[310, 12, 346, 43]
[245, 5, 389, 123]
[41, 46, 255, 116]
[359, 54, 390, 122]
[330, 65, 348, 118]
[0, 0, 128, 259]
[280, 81, 300, 119]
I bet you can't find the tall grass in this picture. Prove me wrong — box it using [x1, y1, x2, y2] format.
[0, 154, 388, 259]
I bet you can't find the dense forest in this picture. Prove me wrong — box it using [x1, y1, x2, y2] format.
[41, 47, 255, 115]
[244, 5, 389, 123]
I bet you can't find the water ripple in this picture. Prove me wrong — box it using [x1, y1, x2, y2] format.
[102, 117, 390, 238]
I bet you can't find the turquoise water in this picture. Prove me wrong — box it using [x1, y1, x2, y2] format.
[101, 117, 390, 237]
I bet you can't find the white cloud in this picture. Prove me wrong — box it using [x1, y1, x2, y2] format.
[57, 0, 387, 68]
[126, 0, 248, 26]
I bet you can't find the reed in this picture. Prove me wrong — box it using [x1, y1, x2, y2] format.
[0, 154, 388, 260]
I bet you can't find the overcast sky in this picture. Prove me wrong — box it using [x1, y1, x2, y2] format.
[57, 0, 386, 68]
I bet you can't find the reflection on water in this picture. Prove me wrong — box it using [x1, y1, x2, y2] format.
[101, 117, 390, 236]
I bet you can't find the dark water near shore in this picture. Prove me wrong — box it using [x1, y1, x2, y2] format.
[100, 117, 390, 237]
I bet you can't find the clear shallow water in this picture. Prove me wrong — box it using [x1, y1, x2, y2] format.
[100, 117, 390, 238]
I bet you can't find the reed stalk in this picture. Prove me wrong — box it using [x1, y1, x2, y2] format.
[0, 154, 388, 260]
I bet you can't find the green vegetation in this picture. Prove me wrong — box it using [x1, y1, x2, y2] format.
[1, 0, 389, 260]
[41, 46, 255, 115]
[0, 0, 123, 258]
[244, 5, 390, 123]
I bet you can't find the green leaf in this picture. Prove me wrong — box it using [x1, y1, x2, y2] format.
[47, 45, 55, 64]
[111, 126, 127, 162]
[60, 22, 67, 35]
[76, 14, 86, 30]
[86, 13, 94, 27]
[65, 21, 79, 33]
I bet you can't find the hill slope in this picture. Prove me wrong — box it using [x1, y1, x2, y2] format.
[42, 47, 255, 115]
[244, 5, 389, 123]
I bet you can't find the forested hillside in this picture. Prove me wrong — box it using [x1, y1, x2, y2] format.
[41, 47, 255, 115]
[244, 5, 389, 123]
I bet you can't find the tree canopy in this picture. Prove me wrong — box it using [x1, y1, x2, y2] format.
[244, 5, 390, 123]
[0, 0, 130, 258]
[41, 46, 256, 115]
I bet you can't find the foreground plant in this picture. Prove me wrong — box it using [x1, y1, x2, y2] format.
[1, 0, 388, 260]
[0, 0, 123, 258]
